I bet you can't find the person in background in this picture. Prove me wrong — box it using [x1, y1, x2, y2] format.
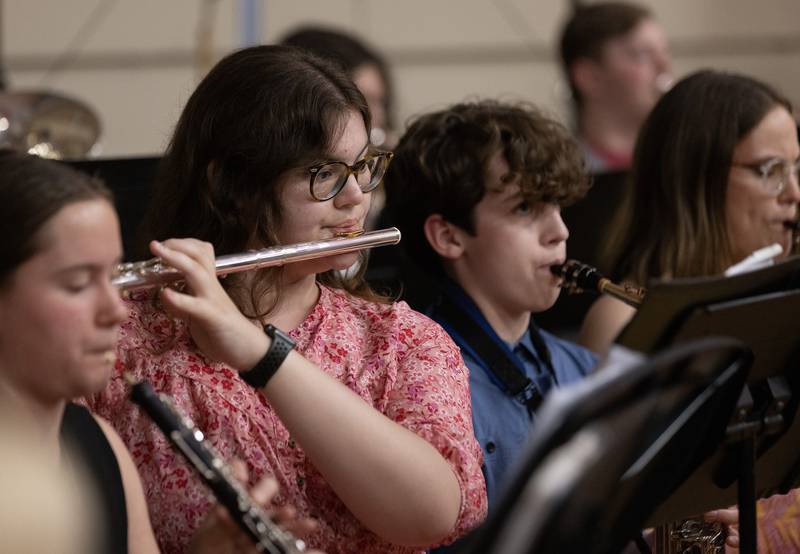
[578, 70, 800, 554]
[580, 70, 799, 355]
[384, 100, 597, 515]
[281, 26, 395, 150]
[558, 1, 672, 173]
[88, 45, 487, 554]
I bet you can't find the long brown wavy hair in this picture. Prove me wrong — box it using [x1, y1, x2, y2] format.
[606, 70, 793, 284]
[139, 45, 383, 318]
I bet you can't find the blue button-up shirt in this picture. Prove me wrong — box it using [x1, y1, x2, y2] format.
[465, 327, 596, 506]
[430, 322, 596, 553]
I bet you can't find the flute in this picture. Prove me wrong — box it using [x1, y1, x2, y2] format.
[125, 375, 306, 554]
[550, 259, 646, 307]
[113, 227, 402, 292]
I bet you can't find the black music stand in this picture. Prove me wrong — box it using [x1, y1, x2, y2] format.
[459, 337, 752, 554]
[616, 255, 800, 554]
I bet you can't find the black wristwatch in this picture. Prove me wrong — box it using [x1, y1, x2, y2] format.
[239, 324, 295, 389]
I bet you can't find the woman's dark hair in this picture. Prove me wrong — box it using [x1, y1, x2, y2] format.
[281, 26, 394, 131]
[140, 45, 376, 316]
[607, 70, 793, 283]
[0, 149, 111, 286]
[559, 1, 652, 114]
[384, 100, 590, 274]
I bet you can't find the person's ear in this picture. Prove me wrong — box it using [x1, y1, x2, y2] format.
[570, 57, 604, 101]
[423, 214, 466, 260]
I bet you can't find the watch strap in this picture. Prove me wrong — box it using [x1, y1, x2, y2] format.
[239, 324, 295, 389]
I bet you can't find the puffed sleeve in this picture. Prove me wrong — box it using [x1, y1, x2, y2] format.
[383, 311, 488, 546]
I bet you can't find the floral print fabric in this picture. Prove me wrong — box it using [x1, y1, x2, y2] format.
[88, 285, 487, 553]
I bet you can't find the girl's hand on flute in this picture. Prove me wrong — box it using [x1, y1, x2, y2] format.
[149, 239, 269, 371]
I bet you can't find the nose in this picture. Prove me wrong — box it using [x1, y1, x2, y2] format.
[543, 205, 569, 245]
[780, 166, 800, 204]
[655, 50, 672, 74]
[333, 173, 367, 209]
[98, 280, 128, 327]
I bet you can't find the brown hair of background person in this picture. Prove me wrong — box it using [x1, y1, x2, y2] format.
[384, 100, 590, 277]
[559, 1, 652, 117]
[281, 26, 394, 147]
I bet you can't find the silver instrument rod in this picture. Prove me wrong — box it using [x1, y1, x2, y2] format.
[113, 227, 401, 292]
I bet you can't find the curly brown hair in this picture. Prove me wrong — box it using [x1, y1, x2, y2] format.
[384, 100, 590, 274]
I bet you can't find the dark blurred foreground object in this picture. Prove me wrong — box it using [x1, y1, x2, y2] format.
[459, 337, 752, 554]
[0, 90, 100, 159]
[65, 156, 159, 260]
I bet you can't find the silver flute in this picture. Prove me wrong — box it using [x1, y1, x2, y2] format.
[112, 227, 402, 292]
[126, 375, 306, 554]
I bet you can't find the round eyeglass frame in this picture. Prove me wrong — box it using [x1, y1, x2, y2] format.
[732, 157, 800, 196]
[308, 150, 394, 201]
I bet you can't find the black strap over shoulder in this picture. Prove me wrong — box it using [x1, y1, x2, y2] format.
[61, 403, 128, 554]
[434, 293, 547, 415]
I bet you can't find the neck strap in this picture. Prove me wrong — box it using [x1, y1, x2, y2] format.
[431, 283, 556, 415]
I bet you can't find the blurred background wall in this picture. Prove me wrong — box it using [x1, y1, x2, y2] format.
[4, 0, 799, 157]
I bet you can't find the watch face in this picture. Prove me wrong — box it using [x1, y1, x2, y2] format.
[266, 324, 295, 347]
[240, 325, 295, 388]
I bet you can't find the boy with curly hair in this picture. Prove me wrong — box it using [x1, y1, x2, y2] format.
[383, 100, 597, 509]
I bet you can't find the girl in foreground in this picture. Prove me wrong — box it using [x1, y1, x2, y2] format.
[0, 150, 320, 554]
[88, 45, 486, 553]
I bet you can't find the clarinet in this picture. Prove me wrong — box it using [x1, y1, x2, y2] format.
[551, 259, 646, 308]
[127, 376, 306, 554]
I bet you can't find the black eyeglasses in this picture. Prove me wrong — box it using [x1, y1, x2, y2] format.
[308, 150, 394, 201]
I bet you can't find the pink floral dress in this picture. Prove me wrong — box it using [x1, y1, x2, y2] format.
[88, 285, 487, 553]
[759, 490, 800, 553]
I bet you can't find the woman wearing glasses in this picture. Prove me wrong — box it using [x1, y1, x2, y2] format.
[88, 45, 486, 554]
[579, 70, 799, 355]
[578, 70, 799, 552]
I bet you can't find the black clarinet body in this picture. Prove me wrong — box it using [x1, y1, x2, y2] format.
[128, 378, 306, 554]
